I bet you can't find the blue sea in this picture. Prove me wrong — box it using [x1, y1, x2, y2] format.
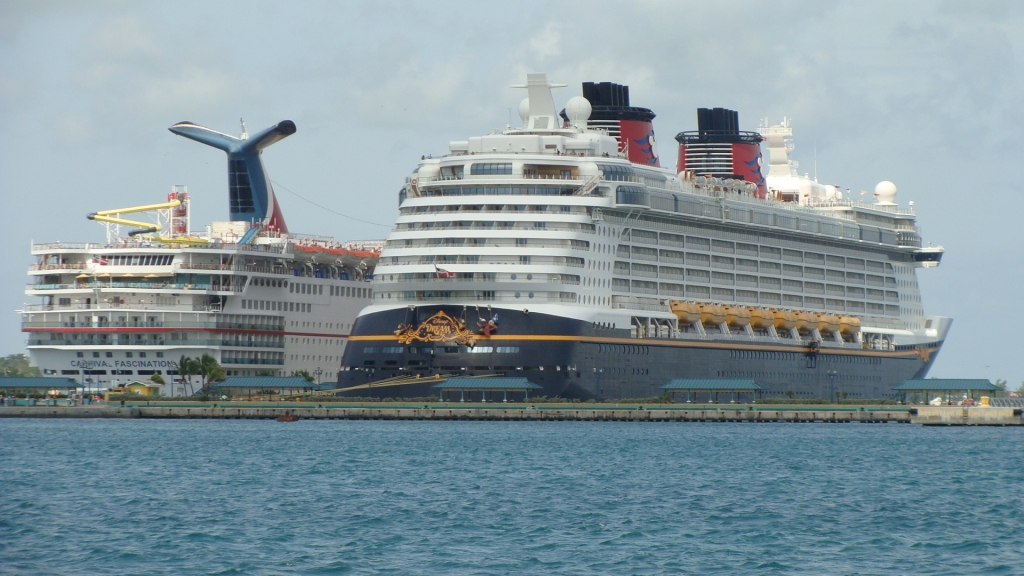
[1, 420, 1022, 575]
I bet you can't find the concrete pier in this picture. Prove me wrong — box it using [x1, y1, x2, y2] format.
[910, 406, 1024, 426]
[0, 403, 913, 423]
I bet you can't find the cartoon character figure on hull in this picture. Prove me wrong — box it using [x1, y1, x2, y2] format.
[336, 73, 950, 401]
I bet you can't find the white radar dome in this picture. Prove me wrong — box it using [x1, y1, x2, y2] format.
[874, 181, 897, 205]
[418, 164, 440, 180]
[518, 98, 530, 123]
[578, 162, 600, 178]
[565, 96, 592, 125]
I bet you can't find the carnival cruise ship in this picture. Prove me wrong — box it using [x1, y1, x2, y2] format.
[337, 73, 950, 400]
[21, 120, 379, 394]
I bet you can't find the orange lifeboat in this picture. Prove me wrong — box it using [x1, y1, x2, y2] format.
[748, 308, 774, 330]
[699, 303, 727, 325]
[839, 316, 861, 335]
[773, 309, 797, 330]
[796, 311, 817, 332]
[725, 306, 751, 327]
[817, 314, 841, 334]
[670, 301, 701, 325]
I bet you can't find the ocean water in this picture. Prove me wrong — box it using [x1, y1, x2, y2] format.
[1, 420, 1022, 575]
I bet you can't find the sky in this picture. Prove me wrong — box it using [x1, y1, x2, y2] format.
[2, 0, 1023, 384]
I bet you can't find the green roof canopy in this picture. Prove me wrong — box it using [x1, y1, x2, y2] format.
[433, 377, 542, 391]
[893, 379, 998, 392]
[217, 376, 321, 390]
[0, 377, 79, 389]
[661, 379, 762, 391]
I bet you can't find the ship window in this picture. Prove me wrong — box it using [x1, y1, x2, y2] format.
[470, 163, 513, 175]
[616, 186, 649, 206]
[597, 164, 637, 182]
[229, 159, 255, 213]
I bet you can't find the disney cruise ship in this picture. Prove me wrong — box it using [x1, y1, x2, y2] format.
[21, 120, 379, 393]
[337, 74, 949, 400]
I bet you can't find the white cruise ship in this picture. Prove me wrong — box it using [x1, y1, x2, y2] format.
[20, 120, 379, 394]
[336, 74, 950, 400]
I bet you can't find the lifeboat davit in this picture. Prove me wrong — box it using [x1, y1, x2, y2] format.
[670, 301, 701, 325]
[773, 310, 797, 330]
[699, 303, 727, 325]
[725, 306, 751, 327]
[748, 308, 774, 330]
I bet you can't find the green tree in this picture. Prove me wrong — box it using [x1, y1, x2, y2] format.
[292, 370, 314, 383]
[197, 353, 224, 394]
[255, 369, 277, 376]
[994, 379, 1007, 396]
[0, 354, 42, 377]
[150, 373, 165, 385]
[177, 355, 200, 396]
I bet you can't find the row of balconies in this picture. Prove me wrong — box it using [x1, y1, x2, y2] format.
[610, 254, 895, 285]
[616, 236, 892, 271]
[22, 320, 284, 330]
[27, 339, 285, 348]
[610, 271, 898, 300]
[384, 238, 591, 250]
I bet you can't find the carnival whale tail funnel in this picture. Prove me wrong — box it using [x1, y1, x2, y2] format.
[169, 119, 295, 233]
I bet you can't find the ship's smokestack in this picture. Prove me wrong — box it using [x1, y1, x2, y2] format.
[582, 82, 660, 167]
[676, 108, 767, 198]
[169, 119, 295, 233]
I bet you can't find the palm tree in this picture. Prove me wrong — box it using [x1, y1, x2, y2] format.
[177, 354, 198, 396]
[197, 353, 224, 395]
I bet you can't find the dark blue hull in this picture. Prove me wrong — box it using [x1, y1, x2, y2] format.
[337, 305, 939, 401]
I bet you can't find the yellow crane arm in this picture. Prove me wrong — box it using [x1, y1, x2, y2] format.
[92, 199, 181, 217]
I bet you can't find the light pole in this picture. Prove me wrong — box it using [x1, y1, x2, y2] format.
[826, 370, 838, 404]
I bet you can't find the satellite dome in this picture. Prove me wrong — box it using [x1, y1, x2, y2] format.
[578, 162, 600, 178]
[874, 181, 897, 205]
[518, 98, 530, 123]
[418, 164, 440, 179]
[565, 96, 592, 126]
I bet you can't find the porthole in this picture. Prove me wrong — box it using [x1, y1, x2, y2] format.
[515, 292, 521, 298]
[511, 274, 517, 280]
[527, 274, 533, 280]
[528, 292, 534, 298]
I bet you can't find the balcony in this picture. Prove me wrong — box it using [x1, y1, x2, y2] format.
[26, 339, 284, 348]
[20, 303, 224, 313]
[29, 263, 88, 272]
[21, 321, 284, 331]
[27, 282, 212, 292]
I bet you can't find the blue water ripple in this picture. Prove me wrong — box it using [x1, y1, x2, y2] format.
[1, 420, 1024, 574]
